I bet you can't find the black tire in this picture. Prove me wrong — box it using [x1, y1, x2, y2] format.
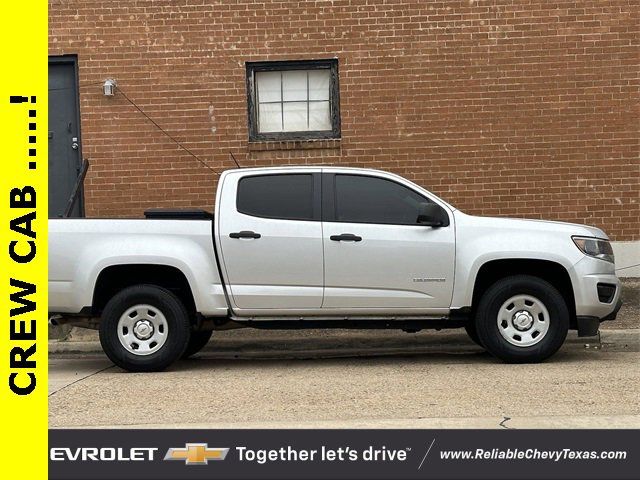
[464, 321, 484, 348]
[182, 330, 213, 359]
[475, 275, 569, 363]
[99, 285, 191, 372]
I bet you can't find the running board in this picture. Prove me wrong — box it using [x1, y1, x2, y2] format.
[228, 315, 466, 330]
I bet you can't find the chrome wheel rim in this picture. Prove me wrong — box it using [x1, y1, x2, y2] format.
[497, 294, 549, 347]
[117, 304, 168, 356]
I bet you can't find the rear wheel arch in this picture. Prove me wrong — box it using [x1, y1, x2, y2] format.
[92, 264, 197, 319]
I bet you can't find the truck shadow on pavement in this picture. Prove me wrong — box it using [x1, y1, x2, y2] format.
[167, 340, 628, 373]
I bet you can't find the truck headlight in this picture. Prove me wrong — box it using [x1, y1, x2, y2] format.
[572, 236, 614, 264]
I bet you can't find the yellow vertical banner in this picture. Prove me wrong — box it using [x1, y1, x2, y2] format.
[0, 2, 47, 479]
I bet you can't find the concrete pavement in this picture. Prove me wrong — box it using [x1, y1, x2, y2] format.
[49, 329, 640, 429]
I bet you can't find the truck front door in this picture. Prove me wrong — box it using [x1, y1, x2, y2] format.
[321, 173, 455, 313]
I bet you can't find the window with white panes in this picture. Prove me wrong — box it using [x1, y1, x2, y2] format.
[246, 60, 340, 141]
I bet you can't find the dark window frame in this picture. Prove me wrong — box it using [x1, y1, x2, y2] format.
[246, 59, 341, 141]
[322, 173, 450, 227]
[236, 173, 322, 222]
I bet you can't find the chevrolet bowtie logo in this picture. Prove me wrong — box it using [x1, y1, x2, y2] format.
[164, 443, 229, 465]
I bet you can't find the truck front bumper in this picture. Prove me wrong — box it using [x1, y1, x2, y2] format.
[571, 256, 622, 315]
[570, 255, 622, 337]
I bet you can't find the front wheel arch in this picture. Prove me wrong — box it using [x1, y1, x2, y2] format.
[471, 258, 576, 323]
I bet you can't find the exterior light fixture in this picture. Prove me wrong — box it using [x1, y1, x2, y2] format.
[102, 79, 117, 97]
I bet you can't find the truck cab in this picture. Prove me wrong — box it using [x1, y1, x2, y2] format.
[216, 167, 455, 315]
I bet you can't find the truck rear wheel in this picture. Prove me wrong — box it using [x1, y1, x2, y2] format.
[99, 285, 191, 372]
[475, 275, 569, 363]
[182, 330, 213, 358]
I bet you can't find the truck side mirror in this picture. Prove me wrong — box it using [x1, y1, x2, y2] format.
[416, 203, 449, 227]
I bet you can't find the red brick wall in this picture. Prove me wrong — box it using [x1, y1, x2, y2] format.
[48, 0, 639, 240]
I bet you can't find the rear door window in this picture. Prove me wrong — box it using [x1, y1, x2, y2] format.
[237, 174, 315, 221]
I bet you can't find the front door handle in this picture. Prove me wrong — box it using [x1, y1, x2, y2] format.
[229, 230, 261, 239]
[330, 233, 362, 242]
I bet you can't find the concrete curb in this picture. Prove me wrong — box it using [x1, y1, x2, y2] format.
[48, 328, 639, 355]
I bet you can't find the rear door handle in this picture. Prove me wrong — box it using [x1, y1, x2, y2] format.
[330, 233, 362, 242]
[229, 230, 261, 239]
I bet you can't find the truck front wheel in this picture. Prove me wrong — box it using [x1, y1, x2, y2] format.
[464, 321, 484, 348]
[475, 275, 569, 363]
[99, 285, 191, 372]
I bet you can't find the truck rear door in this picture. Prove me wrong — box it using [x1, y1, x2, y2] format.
[216, 170, 323, 312]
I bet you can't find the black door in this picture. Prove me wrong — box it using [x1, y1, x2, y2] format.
[49, 55, 83, 217]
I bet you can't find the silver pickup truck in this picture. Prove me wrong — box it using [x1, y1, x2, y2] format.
[49, 167, 622, 371]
